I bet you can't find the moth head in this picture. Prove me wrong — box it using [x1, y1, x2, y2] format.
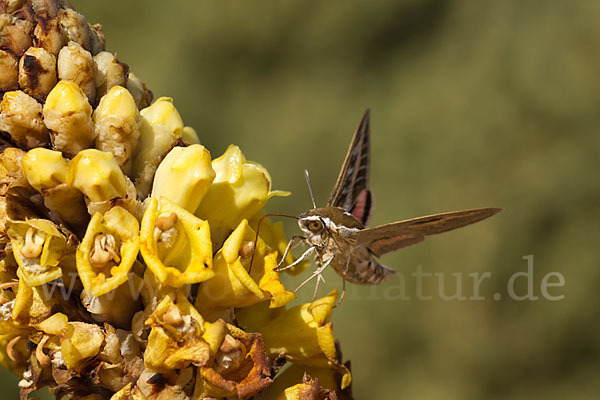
[299, 215, 329, 246]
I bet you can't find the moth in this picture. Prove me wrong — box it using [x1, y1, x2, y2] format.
[275, 110, 501, 301]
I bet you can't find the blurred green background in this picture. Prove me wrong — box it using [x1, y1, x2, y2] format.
[4, 0, 600, 398]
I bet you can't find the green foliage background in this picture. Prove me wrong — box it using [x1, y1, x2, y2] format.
[3, 0, 599, 398]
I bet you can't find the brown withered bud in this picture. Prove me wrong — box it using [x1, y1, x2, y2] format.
[18, 46, 57, 101]
[0, 50, 19, 91]
[89, 23, 105, 55]
[57, 41, 96, 102]
[3, 1, 24, 14]
[0, 14, 34, 56]
[127, 73, 153, 110]
[33, 13, 66, 56]
[57, 8, 93, 53]
[0, 90, 50, 149]
[94, 51, 128, 102]
[0, 147, 29, 193]
[30, 0, 61, 17]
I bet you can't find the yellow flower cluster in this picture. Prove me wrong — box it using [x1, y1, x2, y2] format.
[0, 1, 353, 399]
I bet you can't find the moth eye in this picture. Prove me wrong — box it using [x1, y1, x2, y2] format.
[308, 220, 323, 232]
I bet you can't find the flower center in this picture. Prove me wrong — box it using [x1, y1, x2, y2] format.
[20, 227, 45, 259]
[90, 233, 121, 266]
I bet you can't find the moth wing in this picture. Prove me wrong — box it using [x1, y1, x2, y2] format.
[327, 109, 373, 225]
[357, 208, 501, 257]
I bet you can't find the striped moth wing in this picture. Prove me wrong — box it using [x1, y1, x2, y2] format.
[327, 109, 373, 226]
[356, 208, 502, 257]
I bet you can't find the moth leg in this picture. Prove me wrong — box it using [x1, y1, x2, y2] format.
[312, 273, 326, 301]
[275, 245, 315, 272]
[335, 258, 351, 307]
[334, 278, 346, 308]
[273, 235, 305, 271]
[294, 255, 333, 294]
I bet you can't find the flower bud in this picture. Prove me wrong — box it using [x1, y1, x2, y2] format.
[33, 15, 66, 56]
[18, 46, 57, 101]
[57, 9, 93, 53]
[94, 51, 127, 101]
[0, 15, 33, 56]
[126, 72, 152, 110]
[21, 148, 89, 235]
[181, 126, 200, 145]
[93, 86, 141, 175]
[0, 90, 49, 149]
[131, 97, 183, 197]
[21, 148, 68, 191]
[43, 80, 95, 156]
[68, 149, 128, 203]
[0, 50, 19, 92]
[151, 145, 215, 213]
[57, 41, 96, 102]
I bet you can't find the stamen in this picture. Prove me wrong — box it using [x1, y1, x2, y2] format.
[156, 212, 177, 231]
[239, 241, 255, 258]
[6, 335, 25, 363]
[90, 233, 121, 266]
[163, 305, 183, 327]
[35, 335, 51, 367]
[20, 227, 45, 258]
[216, 334, 245, 373]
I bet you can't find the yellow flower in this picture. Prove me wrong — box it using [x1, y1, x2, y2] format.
[12, 268, 68, 325]
[76, 206, 140, 297]
[60, 321, 105, 370]
[140, 197, 213, 287]
[196, 145, 289, 248]
[21, 148, 68, 191]
[68, 149, 129, 203]
[151, 145, 215, 213]
[7, 218, 69, 287]
[143, 292, 209, 371]
[195, 219, 294, 322]
[21, 148, 89, 235]
[239, 290, 351, 390]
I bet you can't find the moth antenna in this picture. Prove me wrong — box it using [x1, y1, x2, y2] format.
[248, 213, 299, 274]
[305, 169, 318, 209]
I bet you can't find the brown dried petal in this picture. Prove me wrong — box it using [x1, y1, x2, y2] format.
[197, 330, 272, 398]
[30, 0, 61, 17]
